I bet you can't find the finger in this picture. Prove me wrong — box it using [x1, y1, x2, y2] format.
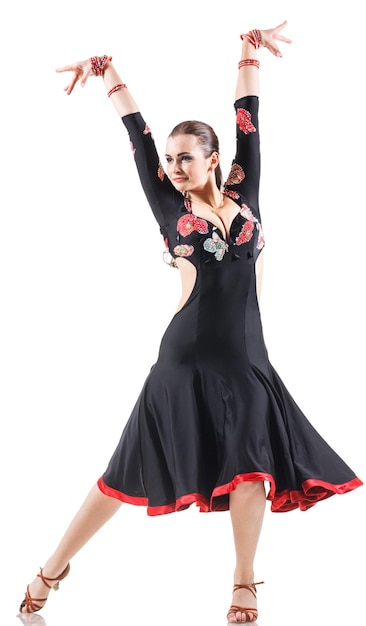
[64, 74, 79, 95]
[276, 34, 292, 44]
[266, 44, 282, 58]
[266, 39, 282, 57]
[80, 67, 92, 88]
[55, 64, 77, 73]
[275, 19, 288, 31]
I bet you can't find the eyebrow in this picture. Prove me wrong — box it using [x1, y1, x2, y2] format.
[164, 151, 193, 158]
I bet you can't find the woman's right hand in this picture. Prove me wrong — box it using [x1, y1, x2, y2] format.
[260, 20, 292, 57]
[55, 59, 93, 95]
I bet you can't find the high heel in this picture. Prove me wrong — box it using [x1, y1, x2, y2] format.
[19, 563, 70, 614]
[227, 581, 264, 623]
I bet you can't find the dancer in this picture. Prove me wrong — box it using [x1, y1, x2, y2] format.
[19, 21, 362, 623]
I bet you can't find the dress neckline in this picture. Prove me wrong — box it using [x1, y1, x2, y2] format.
[185, 195, 242, 244]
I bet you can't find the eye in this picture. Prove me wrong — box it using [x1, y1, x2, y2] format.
[166, 157, 173, 164]
[181, 155, 193, 161]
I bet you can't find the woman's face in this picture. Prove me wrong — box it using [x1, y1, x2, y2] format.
[165, 134, 214, 193]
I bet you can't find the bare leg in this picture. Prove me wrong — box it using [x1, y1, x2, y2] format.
[227, 481, 266, 623]
[20, 483, 122, 613]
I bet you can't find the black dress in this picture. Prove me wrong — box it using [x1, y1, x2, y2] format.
[98, 96, 362, 515]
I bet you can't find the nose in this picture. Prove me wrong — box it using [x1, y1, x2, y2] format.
[172, 159, 182, 173]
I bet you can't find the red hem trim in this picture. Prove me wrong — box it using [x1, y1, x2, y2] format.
[97, 477, 149, 507]
[270, 476, 364, 512]
[97, 474, 363, 516]
[97, 477, 210, 515]
[211, 472, 275, 505]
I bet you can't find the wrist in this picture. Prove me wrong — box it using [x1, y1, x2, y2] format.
[89, 55, 112, 76]
[240, 30, 262, 49]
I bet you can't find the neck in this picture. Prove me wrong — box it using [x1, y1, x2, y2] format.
[188, 189, 223, 212]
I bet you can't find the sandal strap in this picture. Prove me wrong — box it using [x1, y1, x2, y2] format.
[20, 563, 70, 615]
[233, 580, 264, 598]
[227, 581, 263, 621]
[37, 569, 54, 590]
[227, 605, 258, 618]
[37, 563, 70, 590]
[21, 587, 48, 613]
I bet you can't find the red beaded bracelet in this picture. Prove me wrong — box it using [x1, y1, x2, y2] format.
[240, 29, 262, 49]
[89, 55, 112, 76]
[238, 59, 260, 69]
[107, 83, 127, 97]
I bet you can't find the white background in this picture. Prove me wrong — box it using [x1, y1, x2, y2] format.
[0, 1, 365, 625]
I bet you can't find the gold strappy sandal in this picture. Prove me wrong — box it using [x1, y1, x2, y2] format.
[227, 581, 264, 623]
[19, 563, 70, 614]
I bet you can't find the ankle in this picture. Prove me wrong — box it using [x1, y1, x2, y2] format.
[233, 569, 255, 585]
[42, 558, 69, 579]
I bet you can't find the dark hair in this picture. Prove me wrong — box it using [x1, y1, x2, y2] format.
[169, 120, 222, 190]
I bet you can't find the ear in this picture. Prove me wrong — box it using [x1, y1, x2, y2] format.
[209, 151, 220, 170]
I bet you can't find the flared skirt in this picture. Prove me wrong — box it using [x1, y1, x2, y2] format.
[99, 359, 362, 515]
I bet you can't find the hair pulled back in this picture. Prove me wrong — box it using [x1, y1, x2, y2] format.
[169, 120, 222, 190]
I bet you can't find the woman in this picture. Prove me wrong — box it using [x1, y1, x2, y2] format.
[19, 21, 362, 624]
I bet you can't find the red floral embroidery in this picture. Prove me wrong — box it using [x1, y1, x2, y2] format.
[224, 163, 245, 186]
[174, 244, 194, 257]
[236, 108, 256, 134]
[240, 204, 255, 221]
[157, 162, 165, 181]
[223, 189, 240, 200]
[235, 220, 254, 245]
[177, 214, 209, 237]
[143, 124, 151, 135]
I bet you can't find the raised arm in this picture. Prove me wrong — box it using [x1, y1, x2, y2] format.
[56, 56, 182, 229]
[235, 21, 292, 100]
[230, 21, 292, 211]
[56, 56, 139, 116]
[232, 22, 291, 303]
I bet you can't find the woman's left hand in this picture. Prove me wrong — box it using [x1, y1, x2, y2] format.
[260, 20, 292, 57]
